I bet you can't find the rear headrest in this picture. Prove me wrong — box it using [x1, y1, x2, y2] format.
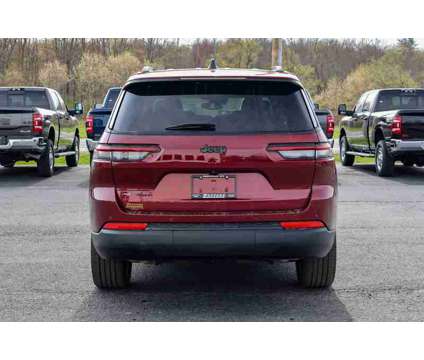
[155, 97, 183, 113]
[241, 97, 256, 113]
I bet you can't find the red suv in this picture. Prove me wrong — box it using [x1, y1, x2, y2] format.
[90, 65, 337, 289]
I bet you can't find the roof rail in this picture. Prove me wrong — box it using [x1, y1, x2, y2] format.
[271, 66, 284, 72]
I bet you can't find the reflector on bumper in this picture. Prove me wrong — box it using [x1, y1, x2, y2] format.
[103, 222, 148, 231]
[280, 221, 325, 230]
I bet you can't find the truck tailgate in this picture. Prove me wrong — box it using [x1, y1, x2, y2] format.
[0, 107, 33, 137]
[398, 110, 424, 140]
[89, 109, 111, 139]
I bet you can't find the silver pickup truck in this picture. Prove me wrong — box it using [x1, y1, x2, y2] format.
[0, 87, 83, 176]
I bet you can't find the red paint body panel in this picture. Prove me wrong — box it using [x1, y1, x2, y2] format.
[90, 131, 337, 232]
[109, 132, 317, 212]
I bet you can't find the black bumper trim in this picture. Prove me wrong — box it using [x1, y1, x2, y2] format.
[91, 223, 336, 261]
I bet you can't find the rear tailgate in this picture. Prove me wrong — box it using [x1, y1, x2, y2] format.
[88, 109, 112, 139]
[315, 111, 328, 131]
[398, 110, 424, 140]
[0, 107, 34, 138]
[108, 132, 319, 214]
[105, 79, 322, 216]
[315, 110, 334, 139]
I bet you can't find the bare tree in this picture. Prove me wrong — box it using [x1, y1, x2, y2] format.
[0, 39, 18, 75]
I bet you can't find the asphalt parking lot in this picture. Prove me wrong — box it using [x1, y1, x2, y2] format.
[1, 163, 424, 321]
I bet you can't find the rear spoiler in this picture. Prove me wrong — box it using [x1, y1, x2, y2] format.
[396, 109, 424, 116]
[0, 106, 37, 114]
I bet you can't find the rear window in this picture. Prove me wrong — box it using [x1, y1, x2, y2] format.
[0, 90, 50, 109]
[112, 81, 313, 134]
[104, 89, 121, 108]
[316, 114, 328, 124]
[375, 90, 424, 112]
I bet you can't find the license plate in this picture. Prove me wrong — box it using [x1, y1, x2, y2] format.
[192, 175, 236, 199]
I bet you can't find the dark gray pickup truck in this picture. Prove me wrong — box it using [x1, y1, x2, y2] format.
[0, 87, 83, 176]
[338, 88, 424, 176]
[315, 106, 335, 147]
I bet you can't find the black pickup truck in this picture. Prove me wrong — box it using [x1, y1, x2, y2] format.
[338, 88, 424, 176]
[85, 87, 121, 158]
[0, 87, 83, 176]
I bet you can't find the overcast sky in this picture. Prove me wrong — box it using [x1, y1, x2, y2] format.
[384, 38, 424, 48]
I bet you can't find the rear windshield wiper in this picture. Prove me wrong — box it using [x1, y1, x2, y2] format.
[165, 123, 216, 131]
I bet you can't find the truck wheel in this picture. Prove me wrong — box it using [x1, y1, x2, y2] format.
[66, 136, 79, 167]
[296, 238, 336, 288]
[37, 140, 54, 177]
[0, 161, 15, 168]
[340, 135, 355, 166]
[375, 140, 394, 177]
[91, 241, 132, 289]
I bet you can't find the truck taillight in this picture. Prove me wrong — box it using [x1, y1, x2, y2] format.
[326, 114, 335, 137]
[85, 114, 94, 135]
[392, 115, 402, 137]
[32, 113, 43, 135]
[93, 144, 161, 162]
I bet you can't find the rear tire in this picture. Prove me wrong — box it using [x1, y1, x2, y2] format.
[296, 239, 336, 288]
[0, 161, 15, 168]
[91, 241, 132, 289]
[375, 140, 394, 177]
[37, 140, 54, 177]
[340, 135, 355, 166]
[66, 136, 79, 167]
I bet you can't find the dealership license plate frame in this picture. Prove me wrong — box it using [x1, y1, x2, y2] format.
[191, 175, 237, 199]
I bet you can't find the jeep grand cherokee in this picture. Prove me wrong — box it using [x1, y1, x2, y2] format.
[89, 65, 337, 289]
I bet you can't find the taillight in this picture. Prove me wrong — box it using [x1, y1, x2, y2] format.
[326, 114, 335, 137]
[93, 144, 161, 162]
[32, 113, 43, 134]
[391, 115, 402, 137]
[103, 222, 148, 231]
[280, 221, 325, 230]
[267, 143, 333, 160]
[85, 114, 94, 135]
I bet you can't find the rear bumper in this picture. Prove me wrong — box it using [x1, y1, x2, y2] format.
[0, 137, 45, 152]
[91, 223, 336, 261]
[390, 139, 424, 155]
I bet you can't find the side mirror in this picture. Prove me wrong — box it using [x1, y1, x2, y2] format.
[314, 103, 320, 110]
[74, 102, 84, 115]
[338, 104, 347, 115]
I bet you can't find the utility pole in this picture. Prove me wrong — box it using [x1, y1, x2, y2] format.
[271, 38, 283, 68]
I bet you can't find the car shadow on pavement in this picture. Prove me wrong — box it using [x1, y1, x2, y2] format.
[351, 164, 424, 185]
[0, 166, 71, 186]
[74, 261, 352, 321]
